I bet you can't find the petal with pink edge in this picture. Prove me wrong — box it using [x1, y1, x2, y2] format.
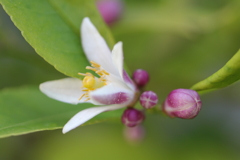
[90, 82, 134, 105]
[123, 70, 137, 91]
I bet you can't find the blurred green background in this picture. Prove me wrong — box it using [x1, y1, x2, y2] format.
[1, 0, 240, 159]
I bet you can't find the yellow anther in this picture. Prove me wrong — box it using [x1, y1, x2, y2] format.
[86, 66, 97, 71]
[79, 72, 93, 76]
[78, 73, 87, 76]
[102, 70, 109, 75]
[84, 98, 91, 102]
[77, 61, 110, 101]
[90, 61, 101, 68]
[86, 72, 94, 76]
[83, 76, 96, 89]
[96, 70, 103, 76]
[78, 93, 86, 100]
[99, 76, 106, 81]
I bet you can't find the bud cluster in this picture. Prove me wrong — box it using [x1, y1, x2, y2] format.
[121, 69, 158, 128]
[121, 69, 202, 140]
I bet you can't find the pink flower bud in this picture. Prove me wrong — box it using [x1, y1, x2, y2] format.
[162, 89, 202, 119]
[96, 0, 123, 25]
[132, 69, 149, 88]
[121, 108, 145, 127]
[124, 125, 145, 144]
[140, 91, 158, 109]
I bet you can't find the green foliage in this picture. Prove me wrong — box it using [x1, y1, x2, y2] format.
[1, 0, 240, 159]
[1, 0, 240, 141]
[0, 0, 114, 78]
[0, 0, 118, 138]
[191, 49, 240, 92]
[0, 86, 123, 138]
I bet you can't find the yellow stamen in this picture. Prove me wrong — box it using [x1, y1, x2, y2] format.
[86, 66, 97, 71]
[84, 98, 91, 102]
[78, 73, 87, 76]
[102, 70, 109, 75]
[96, 70, 103, 76]
[78, 61, 109, 101]
[90, 61, 100, 68]
[78, 93, 86, 100]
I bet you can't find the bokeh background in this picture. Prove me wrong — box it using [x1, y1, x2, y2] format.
[1, 0, 240, 159]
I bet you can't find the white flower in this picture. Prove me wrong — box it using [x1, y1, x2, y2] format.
[40, 17, 137, 133]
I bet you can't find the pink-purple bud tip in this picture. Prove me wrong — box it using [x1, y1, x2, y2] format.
[140, 91, 158, 109]
[124, 125, 145, 143]
[162, 89, 202, 119]
[132, 69, 149, 88]
[121, 108, 145, 127]
[96, 0, 123, 25]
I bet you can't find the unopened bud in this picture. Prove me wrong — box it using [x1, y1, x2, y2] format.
[121, 108, 145, 127]
[140, 91, 158, 109]
[124, 125, 145, 144]
[132, 69, 149, 88]
[162, 89, 202, 119]
[96, 0, 123, 25]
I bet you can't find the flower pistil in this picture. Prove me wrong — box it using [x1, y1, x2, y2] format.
[78, 60, 110, 102]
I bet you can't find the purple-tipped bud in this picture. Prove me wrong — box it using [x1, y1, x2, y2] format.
[96, 0, 123, 25]
[124, 125, 145, 144]
[140, 91, 158, 109]
[121, 108, 145, 127]
[132, 69, 149, 88]
[162, 89, 202, 119]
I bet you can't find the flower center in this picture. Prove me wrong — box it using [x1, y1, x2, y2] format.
[82, 75, 96, 89]
[78, 61, 109, 101]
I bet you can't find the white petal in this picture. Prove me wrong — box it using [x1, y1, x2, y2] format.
[39, 78, 91, 104]
[81, 17, 118, 76]
[90, 82, 135, 105]
[112, 41, 123, 79]
[111, 42, 136, 91]
[62, 104, 125, 133]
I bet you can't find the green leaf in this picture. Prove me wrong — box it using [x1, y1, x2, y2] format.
[0, 0, 115, 78]
[191, 49, 240, 92]
[0, 86, 123, 138]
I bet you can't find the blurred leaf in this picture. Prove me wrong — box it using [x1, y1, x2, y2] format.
[113, 0, 240, 97]
[0, 0, 114, 78]
[0, 86, 123, 138]
[191, 49, 240, 92]
[0, 6, 65, 89]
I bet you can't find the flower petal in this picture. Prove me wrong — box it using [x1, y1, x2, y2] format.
[39, 78, 91, 104]
[111, 42, 136, 91]
[90, 82, 135, 105]
[81, 17, 118, 76]
[62, 104, 125, 133]
[123, 70, 137, 91]
[112, 41, 123, 79]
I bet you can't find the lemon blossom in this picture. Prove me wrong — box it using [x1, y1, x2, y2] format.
[40, 17, 137, 133]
